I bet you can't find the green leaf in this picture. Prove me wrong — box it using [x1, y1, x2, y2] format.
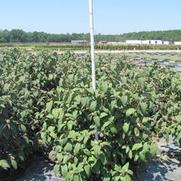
[115, 164, 122, 172]
[142, 117, 149, 124]
[140, 103, 147, 113]
[123, 123, 129, 133]
[126, 108, 136, 117]
[3, 83, 10, 91]
[46, 114, 54, 119]
[52, 108, 60, 119]
[93, 144, 101, 156]
[64, 143, 73, 152]
[102, 120, 112, 130]
[48, 126, 55, 132]
[67, 121, 74, 130]
[139, 151, 146, 161]
[110, 126, 117, 134]
[54, 164, 60, 175]
[74, 143, 81, 154]
[128, 150, 133, 159]
[134, 154, 139, 161]
[84, 164, 91, 176]
[99, 153, 107, 165]
[142, 133, 149, 140]
[48, 74, 53, 80]
[74, 175, 81, 181]
[83, 134, 90, 144]
[134, 128, 140, 137]
[19, 76, 26, 82]
[57, 153, 63, 162]
[101, 82, 109, 93]
[100, 112, 108, 119]
[0, 160, 10, 170]
[121, 95, 128, 106]
[111, 100, 117, 109]
[46, 101, 53, 112]
[80, 97, 89, 107]
[92, 161, 101, 174]
[103, 176, 111, 181]
[20, 124, 26, 132]
[63, 155, 69, 163]
[90, 101, 97, 111]
[115, 176, 120, 181]
[121, 77, 127, 84]
[84, 149, 91, 156]
[126, 146, 130, 154]
[138, 77, 145, 87]
[132, 143, 142, 151]
[72, 110, 78, 119]
[58, 121, 65, 132]
[61, 165, 68, 176]
[11, 159, 17, 170]
[150, 142, 158, 156]
[94, 116, 100, 127]
[176, 115, 181, 123]
[122, 175, 132, 181]
[122, 162, 129, 172]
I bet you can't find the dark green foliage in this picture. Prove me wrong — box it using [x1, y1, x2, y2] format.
[39, 55, 181, 180]
[120, 30, 181, 41]
[0, 49, 181, 180]
[0, 49, 67, 172]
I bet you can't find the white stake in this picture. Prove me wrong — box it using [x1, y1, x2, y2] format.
[89, 0, 98, 140]
[89, 0, 96, 91]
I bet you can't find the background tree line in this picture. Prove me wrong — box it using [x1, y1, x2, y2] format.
[0, 29, 181, 43]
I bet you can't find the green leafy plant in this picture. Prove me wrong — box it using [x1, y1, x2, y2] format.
[0, 48, 181, 181]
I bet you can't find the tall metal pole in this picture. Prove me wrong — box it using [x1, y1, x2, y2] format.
[89, 0, 96, 91]
[89, 0, 98, 140]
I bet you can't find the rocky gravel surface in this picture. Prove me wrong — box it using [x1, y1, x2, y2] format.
[135, 138, 181, 181]
[16, 158, 64, 181]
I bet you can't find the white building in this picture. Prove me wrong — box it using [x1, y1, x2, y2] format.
[141, 40, 150, 45]
[174, 41, 181, 45]
[71, 40, 88, 45]
[163, 41, 170, 45]
[126, 40, 142, 45]
[149, 40, 163, 45]
[126, 40, 171, 45]
[107, 41, 125, 45]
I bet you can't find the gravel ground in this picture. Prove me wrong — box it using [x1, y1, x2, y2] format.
[135, 138, 181, 181]
[16, 158, 64, 181]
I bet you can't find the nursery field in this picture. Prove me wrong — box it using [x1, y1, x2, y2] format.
[1, 43, 181, 51]
[0, 48, 181, 181]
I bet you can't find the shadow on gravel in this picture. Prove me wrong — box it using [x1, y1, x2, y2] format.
[134, 139, 181, 181]
[134, 160, 174, 181]
[16, 157, 64, 181]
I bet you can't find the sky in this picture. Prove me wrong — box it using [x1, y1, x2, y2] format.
[0, 0, 181, 34]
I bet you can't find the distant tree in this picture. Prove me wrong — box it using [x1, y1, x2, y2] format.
[9, 29, 27, 42]
[0, 29, 181, 43]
